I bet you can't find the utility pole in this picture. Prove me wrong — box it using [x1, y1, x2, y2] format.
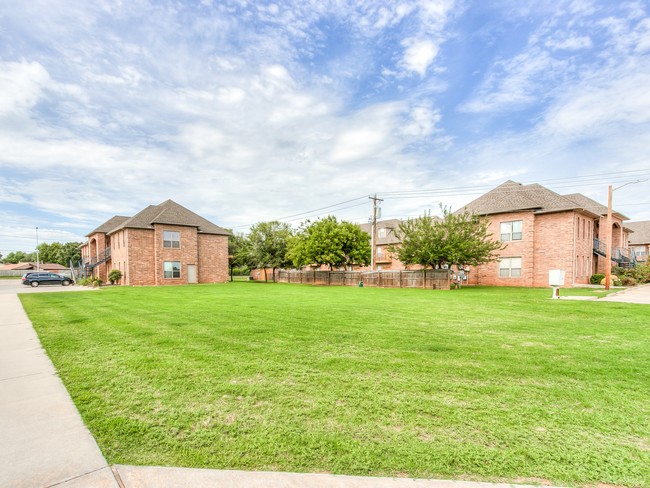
[604, 185, 613, 290]
[35, 226, 40, 271]
[369, 194, 383, 270]
[604, 179, 646, 289]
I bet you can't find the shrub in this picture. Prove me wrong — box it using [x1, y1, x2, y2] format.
[77, 277, 92, 286]
[108, 269, 123, 285]
[92, 278, 103, 287]
[590, 274, 605, 285]
[620, 276, 637, 287]
[600, 276, 621, 286]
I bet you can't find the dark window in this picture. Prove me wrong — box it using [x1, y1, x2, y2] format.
[164, 261, 181, 279]
[163, 231, 180, 248]
[500, 220, 523, 241]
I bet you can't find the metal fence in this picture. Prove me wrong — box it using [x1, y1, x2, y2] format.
[275, 269, 451, 290]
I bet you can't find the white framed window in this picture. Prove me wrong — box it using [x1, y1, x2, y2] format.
[163, 230, 180, 248]
[164, 261, 181, 279]
[499, 257, 522, 278]
[633, 246, 646, 257]
[378, 227, 386, 238]
[500, 220, 523, 241]
[376, 246, 382, 258]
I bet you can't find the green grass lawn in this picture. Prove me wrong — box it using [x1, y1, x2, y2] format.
[20, 284, 650, 487]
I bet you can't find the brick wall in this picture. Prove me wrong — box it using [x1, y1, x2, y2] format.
[531, 213, 576, 287]
[469, 211, 597, 287]
[152, 224, 199, 286]
[473, 211, 536, 286]
[127, 228, 155, 286]
[110, 230, 128, 285]
[198, 234, 229, 283]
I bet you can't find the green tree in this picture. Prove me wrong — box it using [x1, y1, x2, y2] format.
[2, 251, 35, 264]
[36, 241, 82, 266]
[247, 221, 293, 281]
[388, 206, 502, 270]
[228, 231, 252, 275]
[289, 216, 371, 270]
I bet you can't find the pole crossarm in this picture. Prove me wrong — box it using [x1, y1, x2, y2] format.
[604, 179, 646, 290]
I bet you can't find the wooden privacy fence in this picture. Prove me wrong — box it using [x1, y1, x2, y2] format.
[275, 269, 451, 290]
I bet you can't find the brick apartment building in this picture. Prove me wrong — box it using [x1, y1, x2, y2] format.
[359, 181, 634, 287]
[627, 221, 650, 263]
[458, 180, 632, 287]
[81, 200, 230, 286]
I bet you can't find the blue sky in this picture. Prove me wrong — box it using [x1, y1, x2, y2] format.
[1, 0, 650, 255]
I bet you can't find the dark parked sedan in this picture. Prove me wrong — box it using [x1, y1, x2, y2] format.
[21, 272, 73, 287]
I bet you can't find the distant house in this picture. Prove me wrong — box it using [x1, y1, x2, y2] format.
[359, 218, 405, 271]
[627, 221, 650, 263]
[458, 180, 633, 287]
[0, 262, 68, 273]
[80, 200, 230, 286]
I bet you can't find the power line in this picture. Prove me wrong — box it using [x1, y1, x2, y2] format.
[227, 169, 650, 231]
[378, 169, 650, 196]
[230, 194, 371, 229]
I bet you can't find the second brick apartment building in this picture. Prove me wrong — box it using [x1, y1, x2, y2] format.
[362, 180, 634, 287]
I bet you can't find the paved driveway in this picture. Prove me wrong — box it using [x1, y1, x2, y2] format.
[0, 278, 95, 295]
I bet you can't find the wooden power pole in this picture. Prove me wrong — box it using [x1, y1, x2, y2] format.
[369, 194, 383, 270]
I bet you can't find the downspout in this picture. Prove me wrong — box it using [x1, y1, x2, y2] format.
[571, 213, 577, 287]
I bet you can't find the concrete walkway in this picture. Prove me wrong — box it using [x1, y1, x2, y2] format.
[598, 283, 650, 304]
[0, 280, 565, 488]
[0, 289, 118, 488]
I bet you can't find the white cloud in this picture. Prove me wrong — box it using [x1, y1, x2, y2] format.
[0, 60, 50, 115]
[400, 39, 440, 77]
[545, 35, 593, 50]
[541, 71, 650, 136]
[401, 106, 441, 137]
[460, 49, 564, 113]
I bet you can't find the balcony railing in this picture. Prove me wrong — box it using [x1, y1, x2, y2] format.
[82, 247, 111, 268]
[593, 239, 636, 266]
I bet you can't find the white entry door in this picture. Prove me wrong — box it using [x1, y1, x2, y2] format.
[187, 265, 198, 283]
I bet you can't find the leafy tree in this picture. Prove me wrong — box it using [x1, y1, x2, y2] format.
[2, 250, 35, 264]
[289, 216, 371, 270]
[388, 206, 503, 270]
[36, 241, 82, 266]
[247, 221, 293, 281]
[228, 231, 252, 275]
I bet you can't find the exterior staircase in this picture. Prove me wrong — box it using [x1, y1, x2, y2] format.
[82, 247, 111, 276]
[593, 239, 636, 268]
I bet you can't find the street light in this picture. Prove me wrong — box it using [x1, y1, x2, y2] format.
[35, 226, 40, 271]
[605, 180, 646, 290]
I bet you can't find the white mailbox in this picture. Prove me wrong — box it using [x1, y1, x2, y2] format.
[548, 270, 565, 286]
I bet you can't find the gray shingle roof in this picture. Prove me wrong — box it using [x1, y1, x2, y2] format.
[86, 216, 130, 236]
[89, 200, 230, 237]
[458, 180, 602, 217]
[627, 221, 650, 245]
[562, 193, 629, 220]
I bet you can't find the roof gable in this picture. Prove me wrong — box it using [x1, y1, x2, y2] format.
[458, 180, 603, 217]
[108, 200, 230, 236]
[86, 216, 130, 236]
[627, 221, 650, 245]
[563, 193, 629, 220]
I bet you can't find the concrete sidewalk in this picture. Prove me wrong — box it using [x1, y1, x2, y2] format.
[0, 281, 553, 488]
[0, 291, 118, 488]
[598, 283, 650, 304]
